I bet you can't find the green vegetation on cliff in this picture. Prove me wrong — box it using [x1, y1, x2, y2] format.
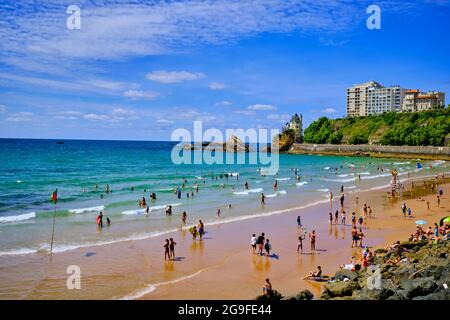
[303, 108, 450, 146]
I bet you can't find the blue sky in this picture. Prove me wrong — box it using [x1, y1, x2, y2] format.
[0, 0, 449, 141]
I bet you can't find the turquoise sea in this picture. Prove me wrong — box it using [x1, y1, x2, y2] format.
[0, 138, 448, 256]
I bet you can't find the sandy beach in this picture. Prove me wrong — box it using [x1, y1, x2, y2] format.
[0, 173, 448, 300]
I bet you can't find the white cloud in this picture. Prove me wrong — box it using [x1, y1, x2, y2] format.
[146, 70, 205, 83]
[6, 112, 34, 122]
[267, 113, 289, 121]
[248, 104, 277, 111]
[54, 110, 83, 120]
[0, 0, 393, 74]
[208, 82, 226, 90]
[234, 109, 256, 116]
[322, 107, 337, 114]
[0, 105, 7, 113]
[84, 113, 110, 122]
[123, 90, 158, 100]
[0, 72, 137, 95]
[216, 100, 232, 106]
[156, 119, 174, 124]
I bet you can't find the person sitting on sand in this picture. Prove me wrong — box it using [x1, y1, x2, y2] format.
[303, 266, 322, 280]
[263, 278, 272, 295]
[341, 257, 356, 271]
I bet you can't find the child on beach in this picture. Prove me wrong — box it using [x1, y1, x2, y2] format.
[351, 212, 356, 226]
[264, 239, 272, 256]
[251, 234, 257, 254]
[297, 216, 302, 228]
[407, 207, 412, 218]
[341, 210, 346, 225]
[358, 215, 364, 227]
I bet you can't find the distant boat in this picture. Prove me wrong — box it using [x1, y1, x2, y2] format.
[56, 141, 65, 144]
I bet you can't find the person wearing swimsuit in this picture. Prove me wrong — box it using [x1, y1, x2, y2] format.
[163, 239, 170, 261]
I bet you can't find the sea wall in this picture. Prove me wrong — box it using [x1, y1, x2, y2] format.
[288, 143, 450, 160]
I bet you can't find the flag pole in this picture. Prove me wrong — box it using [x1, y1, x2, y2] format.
[50, 189, 57, 255]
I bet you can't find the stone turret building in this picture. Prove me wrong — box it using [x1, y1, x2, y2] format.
[285, 113, 303, 143]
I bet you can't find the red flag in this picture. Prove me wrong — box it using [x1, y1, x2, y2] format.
[51, 189, 58, 204]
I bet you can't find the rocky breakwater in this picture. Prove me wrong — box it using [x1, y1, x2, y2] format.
[255, 240, 449, 300]
[320, 240, 450, 300]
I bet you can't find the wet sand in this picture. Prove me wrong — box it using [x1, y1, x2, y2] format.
[0, 176, 448, 300]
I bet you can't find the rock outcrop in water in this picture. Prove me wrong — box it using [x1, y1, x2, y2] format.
[183, 135, 254, 152]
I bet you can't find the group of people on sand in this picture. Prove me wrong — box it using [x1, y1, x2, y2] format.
[163, 238, 177, 261]
[189, 220, 205, 240]
[251, 232, 272, 256]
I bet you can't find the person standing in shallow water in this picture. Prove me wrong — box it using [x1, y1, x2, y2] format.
[169, 238, 176, 260]
[309, 230, 316, 252]
[181, 211, 187, 224]
[164, 239, 170, 261]
[297, 215, 302, 228]
[261, 193, 265, 205]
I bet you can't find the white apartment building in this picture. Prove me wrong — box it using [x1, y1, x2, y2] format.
[347, 81, 445, 117]
[346, 81, 382, 117]
[367, 85, 404, 115]
[402, 90, 445, 112]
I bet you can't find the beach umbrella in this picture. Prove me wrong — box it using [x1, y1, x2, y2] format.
[440, 216, 450, 225]
[415, 220, 427, 225]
